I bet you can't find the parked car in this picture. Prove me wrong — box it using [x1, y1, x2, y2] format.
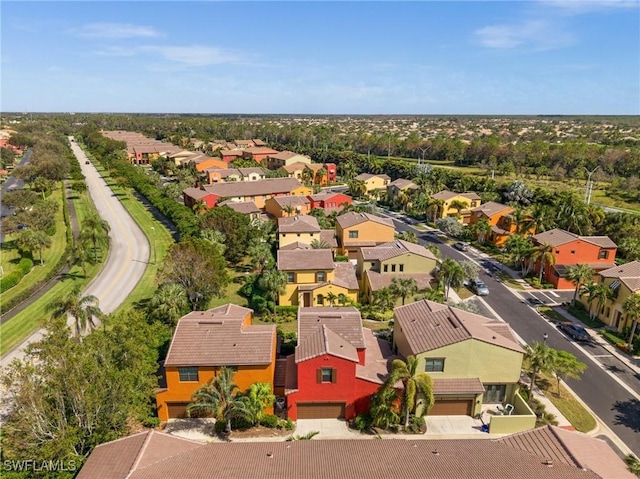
[558, 323, 590, 341]
[526, 297, 544, 307]
[469, 278, 489, 296]
[454, 241, 470, 252]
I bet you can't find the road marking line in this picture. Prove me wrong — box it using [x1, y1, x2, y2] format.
[548, 291, 560, 297]
[592, 354, 614, 358]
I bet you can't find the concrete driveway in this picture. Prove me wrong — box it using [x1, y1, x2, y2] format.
[294, 419, 357, 439]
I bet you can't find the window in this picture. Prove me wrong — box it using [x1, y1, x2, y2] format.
[425, 358, 444, 372]
[484, 384, 506, 403]
[178, 367, 199, 382]
[599, 250, 609, 259]
[317, 294, 324, 305]
[383, 264, 388, 273]
[349, 230, 359, 239]
[391, 264, 396, 272]
[399, 264, 404, 272]
[287, 272, 295, 283]
[318, 367, 336, 383]
[316, 271, 326, 282]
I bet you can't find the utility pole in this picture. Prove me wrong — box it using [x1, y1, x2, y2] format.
[584, 166, 600, 204]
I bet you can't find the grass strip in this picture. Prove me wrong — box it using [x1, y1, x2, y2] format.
[538, 374, 597, 433]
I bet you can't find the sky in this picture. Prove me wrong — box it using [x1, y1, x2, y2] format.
[1, 1, 639, 115]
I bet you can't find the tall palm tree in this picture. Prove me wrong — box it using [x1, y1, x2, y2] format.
[316, 167, 327, 186]
[528, 242, 556, 283]
[186, 367, 250, 434]
[591, 284, 613, 320]
[47, 284, 103, 339]
[80, 212, 110, 262]
[389, 277, 419, 305]
[373, 287, 395, 311]
[67, 242, 94, 278]
[523, 203, 556, 235]
[472, 218, 492, 244]
[623, 294, 640, 350]
[340, 161, 358, 182]
[565, 264, 594, 305]
[383, 356, 434, 427]
[149, 283, 189, 326]
[258, 269, 288, 314]
[504, 234, 532, 275]
[438, 258, 464, 299]
[448, 199, 468, 219]
[524, 341, 552, 402]
[247, 242, 273, 273]
[579, 282, 601, 318]
[348, 179, 367, 199]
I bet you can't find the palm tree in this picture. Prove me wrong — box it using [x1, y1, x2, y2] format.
[383, 356, 434, 427]
[238, 382, 275, 425]
[326, 291, 338, 306]
[419, 287, 446, 303]
[438, 258, 464, 299]
[258, 269, 288, 314]
[340, 161, 358, 182]
[310, 238, 331, 249]
[523, 203, 556, 235]
[472, 218, 492, 244]
[389, 277, 419, 305]
[316, 167, 327, 186]
[579, 282, 601, 318]
[337, 293, 348, 306]
[504, 234, 531, 275]
[373, 287, 395, 311]
[282, 204, 296, 217]
[524, 341, 552, 402]
[528, 242, 556, 283]
[149, 283, 189, 325]
[79, 212, 110, 262]
[186, 367, 250, 434]
[47, 284, 103, 339]
[591, 284, 613, 320]
[565, 264, 593, 305]
[301, 166, 314, 186]
[348, 179, 367, 199]
[426, 198, 443, 222]
[247, 242, 273, 273]
[623, 294, 640, 351]
[67, 243, 94, 278]
[370, 387, 400, 429]
[192, 199, 208, 215]
[448, 199, 468, 218]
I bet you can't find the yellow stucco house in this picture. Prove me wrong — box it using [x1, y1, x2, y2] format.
[277, 215, 337, 251]
[430, 190, 482, 224]
[277, 250, 359, 307]
[580, 261, 640, 332]
[394, 300, 531, 432]
[357, 239, 439, 303]
[335, 211, 395, 259]
[354, 173, 391, 194]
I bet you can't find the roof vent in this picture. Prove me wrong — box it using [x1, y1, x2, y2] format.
[267, 452, 274, 459]
[432, 450, 439, 456]
[447, 316, 460, 329]
[543, 460, 553, 467]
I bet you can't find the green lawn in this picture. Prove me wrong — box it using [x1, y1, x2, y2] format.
[538, 306, 571, 323]
[207, 275, 248, 309]
[538, 374, 597, 433]
[0, 237, 22, 277]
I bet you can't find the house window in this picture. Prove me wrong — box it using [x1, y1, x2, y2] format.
[317, 294, 324, 305]
[391, 264, 396, 272]
[349, 230, 359, 239]
[425, 358, 445, 372]
[287, 272, 295, 283]
[383, 264, 388, 273]
[316, 271, 326, 282]
[599, 250, 609, 259]
[317, 367, 337, 383]
[178, 367, 199, 382]
[484, 384, 506, 403]
[399, 264, 404, 272]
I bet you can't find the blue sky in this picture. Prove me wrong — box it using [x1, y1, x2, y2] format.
[2, 1, 639, 114]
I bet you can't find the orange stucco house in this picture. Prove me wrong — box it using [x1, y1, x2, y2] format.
[155, 304, 276, 422]
[468, 201, 533, 246]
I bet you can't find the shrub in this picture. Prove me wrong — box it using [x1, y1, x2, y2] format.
[353, 413, 373, 432]
[214, 420, 227, 435]
[260, 414, 279, 428]
[275, 305, 299, 316]
[230, 415, 254, 430]
[334, 254, 349, 262]
[0, 257, 33, 292]
[142, 416, 160, 428]
[280, 418, 295, 430]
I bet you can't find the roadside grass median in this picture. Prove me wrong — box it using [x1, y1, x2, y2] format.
[538, 374, 597, 433]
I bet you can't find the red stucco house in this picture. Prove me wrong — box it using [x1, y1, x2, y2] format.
[530, 228, 617, 289]
[283, 307, 395, 420]
[307, 192, 352, 215]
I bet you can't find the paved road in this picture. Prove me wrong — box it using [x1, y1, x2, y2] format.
[387, 213, 640, 456]
[1, 138, 150, 368]
[0, 150, 31, 243]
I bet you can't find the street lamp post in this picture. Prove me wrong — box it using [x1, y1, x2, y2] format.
[584, 166, 600, 204]
[150, 226, 156, 264]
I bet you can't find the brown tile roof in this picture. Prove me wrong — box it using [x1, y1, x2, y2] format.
[234, 139, 256, 147]
[433, 377, 485, 394]
[361, 239, 438, 262]
[76, 430, 203, 479]
[206, 167, 241, 178]
[243, 147, 280, 155]
[498, 425, 636, 479]
[277, 249, 334, 271]
[431, 190, 481, 201]
[355, 172, 391, 181]
[308, 192, 352, 202]
[336, 211, 394, 229]
[388, 178, 418, 189]
[355, 328, 397, 385]
[165, 306, 275, 367]
[278, 215, 320, 233]
[280, 161, 313, 173]
[471, 201, 513, 217]
[183, 187, 212, 200]
[533, 228, 617, 248]
[218, 200, 260, 214]
[284, 354, 298, 393]
[268, 150, 309, 161]
[89, 437, 603, 479]
[320, 229, 338, 247]
[365, 270, 434, 292]
[280, 241, 311, 250]
[274, 359, 287, 388]
[295, 324, 360, 363]
[332, 261, 359, 290]
[204, 177, 304, 197]
[297, 307, 366, 351]
[270, 195, 311, 209]
[394, 300, 524, 355]
[237, 167, 265, 176]
[598, 260, 640, 292]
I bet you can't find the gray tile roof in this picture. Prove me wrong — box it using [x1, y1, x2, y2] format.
[388, 178, 418, 189]
[278, 215, 320, 233]
[165, 306, 275, 367]
[336, 211, 394, 229]
[355, 172, 390, 181]
[269, 195, 310, 209]
[277, 249, 335, 271]
[182, 187, 212, 200]
[218, 201, 260, 214]
[394, 300, 524, 355]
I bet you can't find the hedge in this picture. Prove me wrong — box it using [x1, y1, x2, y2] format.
[0, 258, 33, 292]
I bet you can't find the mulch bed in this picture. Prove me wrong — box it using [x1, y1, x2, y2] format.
[228, 425, 294, 439]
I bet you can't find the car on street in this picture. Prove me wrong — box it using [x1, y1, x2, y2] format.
[558, 323, 590, 341]
[454, 241, 470, 252]
[469, 278, 489, 296]
[526, 297, 545, 307]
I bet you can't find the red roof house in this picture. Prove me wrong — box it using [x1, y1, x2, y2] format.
[307, 192, 352, 214]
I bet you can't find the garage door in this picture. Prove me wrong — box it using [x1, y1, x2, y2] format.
[297, 402, 345, 419]
[166, 402, 190, 419]
[429, 399, 473, 416]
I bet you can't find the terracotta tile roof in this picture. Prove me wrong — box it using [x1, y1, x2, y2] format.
[332, 261, 359, 290]
[598, 260, 640, 292]
[270, 195, 311, 209]
[284, 354, 298, 393]
[320, 230, 338, 247]
[388, 178, 418, 189]
[471, 201, 513, 217]
[296, 324, 360, 363]
[394, 300, 524, 355]
[268, 150, 309, 161]
[218, 201, 260, 214]
[183, 187, 213, 200]
[298, 307, 366, 351]
[277, 249, 334, 271]
[361, 239, 438, 262]
[355, 328, 397, 385]
[433, 377, 485, 394]
[219, 149, 244, 156]
[355, 172, 391, 181]
[278, 215, 320, 233]
[365, 271, 434, 292]
[165, 306, 275, 367]
[207, 167, 241, 178]
[76, 430, 203, 479]
[274, 359, 287, 388]
[431, 190, 481, 201]
[336, 211, 394, 229]
[237, 167, 265, 176]
[533, 228, 617, 248]
[280, 241, 311, 250]
[243, 147, 280, 155]
[88, 437, 604, 479]
[498, 425, 636, 479]
[203, 177, 304, 197]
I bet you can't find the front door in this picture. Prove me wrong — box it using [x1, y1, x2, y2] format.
[303, 292, 312, 307]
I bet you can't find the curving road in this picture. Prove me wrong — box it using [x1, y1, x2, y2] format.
[1, 138, 149, 368]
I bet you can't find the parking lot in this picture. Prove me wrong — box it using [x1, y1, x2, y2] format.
[519, 290, 574, 307]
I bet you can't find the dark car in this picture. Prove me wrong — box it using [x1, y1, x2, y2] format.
[454, 241, 470, 252]
[526, 297, 544, 307]
[558, 323, 590, 341]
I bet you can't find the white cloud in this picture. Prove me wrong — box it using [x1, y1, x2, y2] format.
[142, 45, 237, 67]
[474, 20, 575, 50]
[73, 23, 160, 39]
[539, 0, 639, 14]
